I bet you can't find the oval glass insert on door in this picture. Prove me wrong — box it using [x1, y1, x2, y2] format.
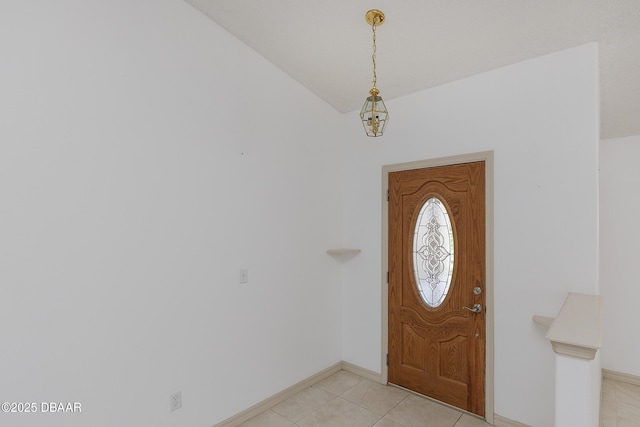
[412, 197, 455, 308]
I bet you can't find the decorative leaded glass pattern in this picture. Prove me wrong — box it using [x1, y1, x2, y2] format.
[413, 197, 455, 308]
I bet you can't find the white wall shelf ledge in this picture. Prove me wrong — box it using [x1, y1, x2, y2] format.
[326, 248, 361, 255]
[532, 315, 555, 328]
[537, 293, 602, 360]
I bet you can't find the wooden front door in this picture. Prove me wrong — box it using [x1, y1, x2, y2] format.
[388, 161, 485, 416]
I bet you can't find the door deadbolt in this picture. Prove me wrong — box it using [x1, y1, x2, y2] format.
[473, 287, 482, 295]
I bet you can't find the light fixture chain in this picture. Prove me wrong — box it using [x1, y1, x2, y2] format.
[371, 21, 377, 89]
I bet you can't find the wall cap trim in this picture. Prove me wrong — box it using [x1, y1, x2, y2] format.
[541, 293, 602, 360]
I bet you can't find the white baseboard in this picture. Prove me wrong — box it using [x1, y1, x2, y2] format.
[493, 414, 531, 427]
[211, 362, 342, 427]
[341, 360, 381, 382]
[602, 368, 640, 386]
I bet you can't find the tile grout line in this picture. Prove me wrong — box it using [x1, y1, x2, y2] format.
[334, 375, 475, 427]
[372, 394, 411, 426]
[336, 376, 412, 427]
[334, 377, 391, 426]
[241, 370, 496, 427]
[451, 412, 463, 426]
[273, 385, 339, 425]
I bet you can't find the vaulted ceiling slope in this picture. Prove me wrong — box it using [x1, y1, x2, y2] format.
[186, 0, 640, 139]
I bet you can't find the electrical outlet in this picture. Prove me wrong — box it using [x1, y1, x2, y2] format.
[170, 391, 182, 412]
[239, 268, 248, 284]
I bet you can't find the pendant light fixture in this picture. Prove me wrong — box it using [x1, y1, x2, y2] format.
[360, 9, 389, 137]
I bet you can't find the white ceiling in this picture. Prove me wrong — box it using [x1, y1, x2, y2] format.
[185, 0, 640, 139]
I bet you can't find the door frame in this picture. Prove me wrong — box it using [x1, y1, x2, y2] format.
[381, 151, 494, 424]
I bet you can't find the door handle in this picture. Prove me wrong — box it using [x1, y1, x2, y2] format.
[463, 303, 482, 313]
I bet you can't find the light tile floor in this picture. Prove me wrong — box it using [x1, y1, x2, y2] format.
[601, 378, 640, 427]
[239, 370, 491, 427]
[239, 371, 640, 427]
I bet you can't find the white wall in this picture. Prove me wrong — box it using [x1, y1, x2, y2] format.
[0, 2, 607, 426]
[0, 1, 343, 426]
[555, 353, 601, 427]
[340, 44, 600, 426]
[600, 134, 640, 378]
